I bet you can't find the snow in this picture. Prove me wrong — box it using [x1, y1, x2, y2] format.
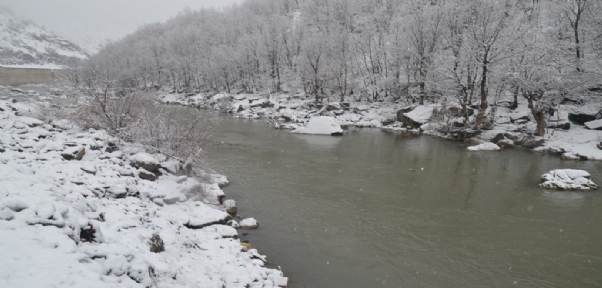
[291, 116, 344, 136]
[129, 152, 160, 166]
[404, 105, 435, 125]
[0, 98, 286, 288]
[156, 89, 602, 162]
[467, 142, 501, 151]
[0, 9, 87, 66]
[539, 169, 598, 190]
[240, 218, 259, 229]
[584, 119, 602, 130]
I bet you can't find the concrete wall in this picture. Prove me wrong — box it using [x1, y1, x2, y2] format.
[0, 67, 69, 86]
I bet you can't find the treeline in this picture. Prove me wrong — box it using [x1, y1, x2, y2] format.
[76, 0, 602, 134]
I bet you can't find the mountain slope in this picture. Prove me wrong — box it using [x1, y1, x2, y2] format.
[0, 6, 88, 66]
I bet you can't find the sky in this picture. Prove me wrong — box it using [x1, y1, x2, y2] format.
[0, 0, 241, 52]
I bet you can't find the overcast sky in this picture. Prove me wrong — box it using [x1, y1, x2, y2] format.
[0, 0, 241, 52]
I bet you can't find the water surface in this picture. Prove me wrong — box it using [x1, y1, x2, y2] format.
[207, 116, 602, 288]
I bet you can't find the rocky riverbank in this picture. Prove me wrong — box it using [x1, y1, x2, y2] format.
[0, 98, 287, 287]
[159, 91, 602, 161]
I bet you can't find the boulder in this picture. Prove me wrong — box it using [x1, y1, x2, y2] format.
[568, 112, 597, 125]
[80, 164, 97, 175]
[598, 142, 602, 150]
[491, 133, 506, 144]
[539, 169, 598, 190]
[354, 105, 370, 112]
[240, 218, 259, 229]
[561, 152, 581, 160]
[138, 169, 157, 181]
[396, 105, 416, 122]
[510, 112, 530, 123]
[381, 117, 396, 126]
[130, 152, 161, 172]
[467, 142, 501, 151]
[327, 102, 341, 111]
[107, 185, 128, 199]
[223, 199, 237, 215]
[513, 135, 545, 149]
[548, 121, 571, 130]
[291, 116, 343, 136]
[402, 105, 434, 129]
[163, 192, 186, 205]
[61, 147, 85, 161]
[478, 120, 494, 130]
[497, 139, 515, 148]
[584, 119, 602, 130]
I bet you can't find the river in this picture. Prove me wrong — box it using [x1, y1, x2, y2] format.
[5, 88, 602, 287]
[207, 116, 602, 288]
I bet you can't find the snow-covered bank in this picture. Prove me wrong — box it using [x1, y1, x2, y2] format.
[0, 99, 287, 287]
[158, 91, 602, 161]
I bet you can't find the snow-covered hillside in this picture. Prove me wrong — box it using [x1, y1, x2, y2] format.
[0, 6, 88, 66]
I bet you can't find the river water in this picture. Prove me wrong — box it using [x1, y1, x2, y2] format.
[6, 88, 602, 287]
[207, 116, 602, 288]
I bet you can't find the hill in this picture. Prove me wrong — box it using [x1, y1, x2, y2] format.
[0, 6, 88, 67]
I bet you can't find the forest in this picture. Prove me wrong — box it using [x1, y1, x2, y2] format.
[75, 0, 602, 135]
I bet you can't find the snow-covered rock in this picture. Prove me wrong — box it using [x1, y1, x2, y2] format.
[467, 142, 501, 151]
[584, 119, 602, 130]
[539, 169, 598, 190]
[240, 218, 260, 229]
[402, 105, 435, 128]
[292, 116, 344, 136]
[129, 152, 161, 172]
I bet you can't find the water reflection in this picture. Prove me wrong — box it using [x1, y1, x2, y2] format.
[541, 190, 586, 207]
[294, 134, 342, 148]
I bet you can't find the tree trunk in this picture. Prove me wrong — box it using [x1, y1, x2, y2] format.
[419, 81, 425, 105]
[527, 93, 546, 136]
[475, 51, 489, 127]
[510, 86, 519, 110]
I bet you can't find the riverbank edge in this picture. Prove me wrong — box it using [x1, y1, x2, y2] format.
[158, 91, 602, 161]
[0, 98, 288, 287]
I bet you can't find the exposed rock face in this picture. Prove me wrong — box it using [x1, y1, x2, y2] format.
[539, 169, 598, 190]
